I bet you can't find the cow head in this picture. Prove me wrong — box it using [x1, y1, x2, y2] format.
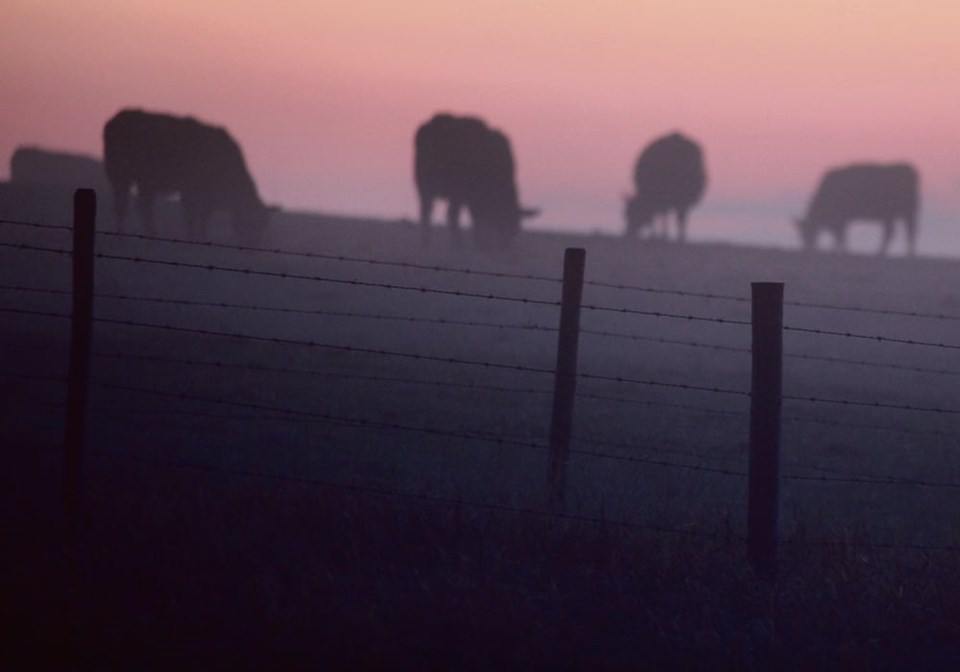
[234, 201, 278, 245]
[505, 205, 540, 243]
[471, 202, 540, 248]
[624, 195, 656, 236]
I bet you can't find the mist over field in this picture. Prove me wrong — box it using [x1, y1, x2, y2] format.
[5, 208, 957, 528]
[2, 196, 960, 667]
[4, 1, 960, 668]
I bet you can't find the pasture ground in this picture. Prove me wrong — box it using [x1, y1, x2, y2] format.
[2, 191, 960, 669]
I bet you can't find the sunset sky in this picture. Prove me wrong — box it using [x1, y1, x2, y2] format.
[5, 1, 960, 253]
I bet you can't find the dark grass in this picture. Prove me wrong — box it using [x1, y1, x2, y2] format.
[3, 444, 960, 671]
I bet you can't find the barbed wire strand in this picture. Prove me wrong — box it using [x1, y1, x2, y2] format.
[6, 305, 960, 415]
[0, 240, 70, 255]
[38, 438, 960, 552]
[5, 281, 956, 376]
[12, 387, 956, 493]
[581, 303, 751, 326]
[93, 349, 556, 398]
[577, 391, 960, 440]
[8, 282, 958, 378]
[84, 379, 747, 474]
[0, 391, 914, 483]
[94, 250, 562, 308]
[90, 448, 960, 551]
[583, 326, 960, 377]
[0, 217, 60, 229]
[7, 336, 957, 443]
[9, 340, 954, 445]
[0, 307, 749, 397]
[4, 241, 959, 347]
[0, 305, 566, 375]
[0, 283, 557, 334]
[5, 217, 960, 322]
[0, 372, 818, 481]
[0, 218, 564, 284]
[782, 392, 960, 415]
[98, 229, 564, 283]
[80, 378, 752, 474]
[7, 399, 957, 551]
[103, 250, 960, 341]
[9, 370, 960, 492]
[571, 434, 960, 489]
[586, 277, 960, 322]
[784, 324, 960, 350]
[782, 413, 960, 441]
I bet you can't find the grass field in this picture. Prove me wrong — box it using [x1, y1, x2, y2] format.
[2, 192, 960, 669]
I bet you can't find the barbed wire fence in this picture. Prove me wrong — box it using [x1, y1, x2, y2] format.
[2, 195, 959, 577]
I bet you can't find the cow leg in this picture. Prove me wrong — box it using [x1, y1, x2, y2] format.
[137, 187, 156, 236]
[676, 209, 688, 243]
[878, 220, 894, 256]
[185, 209, 211, 242]
[905, 217, 917, 256]
[112, 180, 131, 233]
[182, 194, 210, 241]
[834, 226, 848, 254]
[419, 194, 435, 247]
[447, 200, 463, 247]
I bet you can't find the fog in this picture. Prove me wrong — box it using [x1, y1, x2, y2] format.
[4, 1, 960, 667]
[4, 202, 957, 533]
[2, 195, 959, 665]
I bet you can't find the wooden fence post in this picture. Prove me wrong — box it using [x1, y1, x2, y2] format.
[547, 247, 586, 511]
[747, 281, 784, 580]
[63, 188, 96, 516]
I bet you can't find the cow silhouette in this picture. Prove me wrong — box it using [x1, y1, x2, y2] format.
[625, 132, 706, 242]
[10, 146, 109, 193]
[103, 108, 271, 241]
[796, 163, 919, 255]
[415, 113, 539, 249]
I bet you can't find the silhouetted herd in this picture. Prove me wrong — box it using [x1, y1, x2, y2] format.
[6, 108, 923, 255]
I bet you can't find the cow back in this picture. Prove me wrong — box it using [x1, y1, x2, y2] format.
[633, 133, 706, 210]
[807, 163, 918, 224]
[415, 114, 520, 214]
[103, 109, 264, 215]
[11, 146, 108, 191]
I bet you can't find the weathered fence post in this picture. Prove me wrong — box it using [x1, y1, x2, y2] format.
[547, 247, 586, 512]
[63, 188, 96, 516]
[747, 281, 784, 579]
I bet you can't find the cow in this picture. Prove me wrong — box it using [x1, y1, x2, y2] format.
[10, 146, 109, 194]
[103, 108, 271, 242]
[795, 163, 919, 256]
[415, 113, 539, 249]
[624, 132, 706, 243]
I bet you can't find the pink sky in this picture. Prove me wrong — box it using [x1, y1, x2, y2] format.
[5, 1, 960, 252]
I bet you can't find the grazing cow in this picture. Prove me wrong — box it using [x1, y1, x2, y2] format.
[795, 163, 919, 255]
[10, 147, 109, 193]
[103, 108, 271, 241]
[415, 113, 539, 249]
[625, 132, 706, 242]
